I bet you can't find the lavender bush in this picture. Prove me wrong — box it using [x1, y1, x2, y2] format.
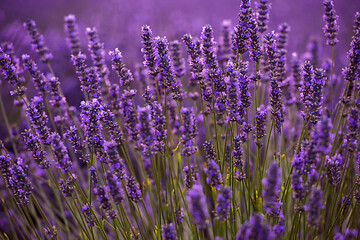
[0, 0, 360, 239]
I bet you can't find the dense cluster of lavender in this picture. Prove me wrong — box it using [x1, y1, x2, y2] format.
[0, 0, 360, 239]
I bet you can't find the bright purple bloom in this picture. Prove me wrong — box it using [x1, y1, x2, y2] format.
[22, 129, 50, 169]
[48, 76, 65, 108]
[23, 19, 53, 63]
[1, 156, 33, 205]
[180, 107, 197, 156]
[169, 40, 185, 78]
[137, 105, 156, 159]
[22, 54, 47, 94]
[26, 96, 51, 144]
[225, 61, 241, 122]
[151, 102, 167, 153]
[183, 165, 197, 188]
[233, 0, 253, 55]
[50, 132, 72, 172]
[323, 0, 339, 46]
[205, 159, 222, 190]
[249, 18, 262, 63]
[187, 184, 209, 229]
[120, 89, 139, 142]
[325, 154, 341, 186]
[155, 36, 183, 101]
[109, 48, 134, 87]
[101, 104, 124, 145]
[0, 49, 26, 96]
[256, 0, 271, 33]
[215, 186, 232, 221]
[262, 162, 282, 217]
[141, 25, 158, 80]
[236, 213, 276, 240]
[104, 140, 126, 180]
[94, 184, 117, 219]
[201, 25, 225, 92]
[86, 27, 109, 84]
[106, 170, 124, 205]
[343, 107, 359, 152]
[161, 223, 177, 240]
[126, 175, 142, 203]
[306, 187, 323, 227]
[71, 52, 89, 93]
[232, 136, 244, 168]
[218, 20, 232, 68]
[60, 175, 75, 197]
[64, 14, 81, 55]
[254, 105, 267, 145]
[82, 203, 94, 226]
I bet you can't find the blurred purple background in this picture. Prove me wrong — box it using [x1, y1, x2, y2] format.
[0, 0, 359, 103]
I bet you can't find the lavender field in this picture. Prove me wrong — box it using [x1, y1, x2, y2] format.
[0, 0, 360, 239]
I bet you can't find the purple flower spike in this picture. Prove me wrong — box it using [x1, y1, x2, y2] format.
[262, 162, 282, 217]
[50, 132, 72, 172]
[22, 54, 47, 94]
[0, 49, 26, 96]
[325, 154, 341, 186]
[187, 184, 209, 229]
[109, 48, 134, 87]
[26, 96, 51, 144]
[161, 223, 177, 240]
[141, 25, 158, 80]
[126, 175, 142, 203]
[0, 156, 33, 205]
[306, 187, 323, 227]
[256, 0, 271, 33]
[205, 159, 222, 190]
[23, 19, 53, 63]
[180, 107, 197, 156]
[236, 213, 276, 240]
[233, 0, 253, 55]
[22, 129, 50, 169]
[201, 25, 225, 93]
[216, 186, 232, 221]
[64, 14, 81, 55]
[323, 0, 339, 46]
[155, 36, 183, 101]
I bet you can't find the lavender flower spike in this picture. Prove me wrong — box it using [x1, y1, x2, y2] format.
[0, 156, 33, 205]
[155, 36, 183, 101]
[64, 14, 81, 55]
[162, 223, 177, 240]
[233, 0, 253, 55]
[216, 186, 232, 221]
[201, 25, 225, 92]
[23, 19, 53, 63]
[0, 49, 26, 96]
[323, 0, 339, 46]
[262, 162, 282, 217]
[306, 187, 323, 227]
[22, 54, 47, 94]
[109, 48, 134, 87]
[254, 105, 267, 145]
[187, 184, 209, 229]
[256, 0, 271, 33]
[325, 154, 341, 186]
[180, 107, 197, 156]
[141, 25, 158, 79]
[26, 96, 51, 144]
[236, 213, 276, 240]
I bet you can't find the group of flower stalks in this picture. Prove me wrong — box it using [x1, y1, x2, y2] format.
[0, 0, 360, 239]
